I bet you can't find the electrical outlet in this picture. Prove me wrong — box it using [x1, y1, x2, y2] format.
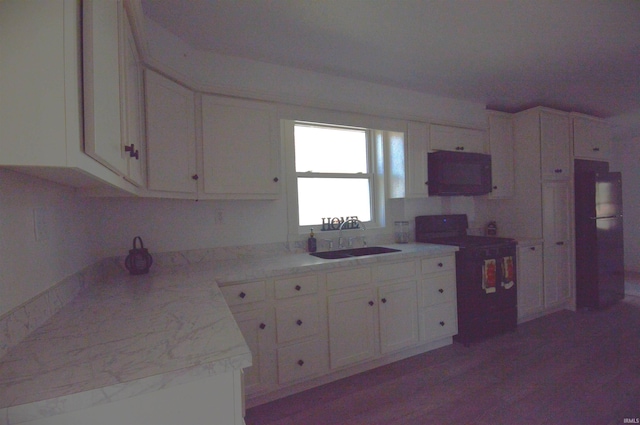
[214, 210, 224, 225]
[33, 208, 49, 241]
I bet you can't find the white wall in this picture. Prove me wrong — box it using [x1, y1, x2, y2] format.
[613, 136, 640, 273]
[0, 169, 96, 317]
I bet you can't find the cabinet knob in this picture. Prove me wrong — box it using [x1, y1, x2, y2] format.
[239, 291, 246, 299]
[124, 144, 139, 160]
[259, 323, 266, 330]
[296, 319, 303, 326]
[455, 146, 464, 151]
[439, 321, 445, 326]
[438, 262, 443, 267]
[273, 177, 279, 182]
[593, 147, 600, 152]
[381, 298, 387, 304]
[530, 246, 536, 251]
[191, 174, 199, 180]
[554, 169, 563, 173]
[556, 241, 565, 246]
[295, 285, 301, 291]
[438, 288, 444, 293]
[297, 359, 304, 366]
[425, 181, 429, 186]
[368, 301, 374, 306]
[493, 185, 498, 190]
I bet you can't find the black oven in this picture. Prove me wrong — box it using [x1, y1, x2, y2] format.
[427, 151, 492, 196]
[415, 214, 517, 346]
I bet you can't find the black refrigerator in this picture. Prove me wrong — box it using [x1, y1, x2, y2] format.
[574, 159, 625, 310]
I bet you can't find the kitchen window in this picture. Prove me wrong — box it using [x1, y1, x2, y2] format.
[284, 118, 404, 237]
[295, 123, 373, 226]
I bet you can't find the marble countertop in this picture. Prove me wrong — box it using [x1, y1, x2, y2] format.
[0, 243, 456, 423]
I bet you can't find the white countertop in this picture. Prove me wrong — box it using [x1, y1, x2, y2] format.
[0, 243, 456, 423]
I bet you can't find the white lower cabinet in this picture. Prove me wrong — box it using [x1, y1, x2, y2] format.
[328, 288, 377, 369]
[378, 280, 419, 354]
[517, 242, 545, 321]
[223, 252, 457, 407]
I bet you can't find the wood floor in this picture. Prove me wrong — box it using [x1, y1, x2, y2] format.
[246, 296, 640, 425]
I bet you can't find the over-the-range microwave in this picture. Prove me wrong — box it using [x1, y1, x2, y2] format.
[427, 150, 492, 196]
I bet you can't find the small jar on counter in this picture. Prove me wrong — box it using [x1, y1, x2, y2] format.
[394, 221, 410, 243]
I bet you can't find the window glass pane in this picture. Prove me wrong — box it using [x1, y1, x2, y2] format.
[297, 178, 371, 226]
[295, 125, 368, 173]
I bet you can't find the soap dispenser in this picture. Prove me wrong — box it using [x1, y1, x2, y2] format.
[308, 228, 317, 252]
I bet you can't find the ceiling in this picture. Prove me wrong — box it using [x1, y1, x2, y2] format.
[141, 0, 640, 121]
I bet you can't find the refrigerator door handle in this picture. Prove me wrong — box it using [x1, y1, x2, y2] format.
[589, 215, 621, 220]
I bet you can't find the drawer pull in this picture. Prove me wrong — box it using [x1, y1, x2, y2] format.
[297, 359, 304, 366]
[438, 288, 444, 293]
[438, 262, 443, 267]
[439, 321, 445, 326]
[381, 298, 387, 304]
[554, 169, 563, 173]
[593, 147, 600, 152]
[259, 323, 266, 330]
[530, 246, 536, 251]
[239, 292, 246, 299]
[368, 301, 374, 306]
[296, 319, 303, 326]
[295, 285, 302, 291]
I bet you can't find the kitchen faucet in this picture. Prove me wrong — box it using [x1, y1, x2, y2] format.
[338, 218, 367, 249]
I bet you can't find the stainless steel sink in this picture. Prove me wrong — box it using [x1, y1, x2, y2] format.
[310, 246, 401, 260]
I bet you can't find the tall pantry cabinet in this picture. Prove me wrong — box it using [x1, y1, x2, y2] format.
[495, 107, 574, 318]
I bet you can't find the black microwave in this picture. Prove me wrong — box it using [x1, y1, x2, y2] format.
[427, 151, 492, 196]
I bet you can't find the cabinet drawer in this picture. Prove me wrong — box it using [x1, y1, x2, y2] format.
[277, 339, 327, 384]
[421, 255, 455, 274]
[275, 299, 319, 343]
[274, 274, 318, 299]
[326, 267, 371, 291]
[422, 272, 456, 307]
[421, 302, 457, 341]
[374, 260, 416, 282]
[220, 281, 266, 306]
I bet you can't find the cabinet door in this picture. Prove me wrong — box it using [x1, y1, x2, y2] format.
[145, 70, 197, 193]
[406, 121, 429, 197]
[327, 289, 376, 369]
[572, 116, 612, 160]
[487, 112, 514, 199]
[82, 0, 128, 176]
[232, 308, 275, 395]
[122, 11, 145, 186]
[517, 243, 544, 320]
[201, 96, 280, 199]
[430, 124, 485, 153]
[378, 280, 419, 354]
[540, 111, 571, 179]
[542, 181, 572, 308]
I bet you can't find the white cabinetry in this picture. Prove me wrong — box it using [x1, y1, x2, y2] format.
[542, 181, 572, 309]
[516, 241, 544, 321]
[0, 0, 136, 192]
[540, 110, 571, 179]
[83, 0, 145, 186]
[144, 70, 197, 194]
[327, 287, 377, 369]
[405, 121, 430, 197]
[487, 111, 514, 199]
[419, 255, 457, 341]
[572, 113, 612, 160]
[201, 95, 281, 199]
[430, 124, 486, 153]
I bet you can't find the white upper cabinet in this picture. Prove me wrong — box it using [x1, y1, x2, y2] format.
[405, 121, 430, 197]
[571, 114, 612, 160]
[144, 70, 197, 194]
[487, 111, 514, 199]
[539, 110, 571, 179]
[0, 0, 136, 192]
[82, 0, 145, 187]
[201, 95, 281, 199]
[429, 124, 486, 153]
